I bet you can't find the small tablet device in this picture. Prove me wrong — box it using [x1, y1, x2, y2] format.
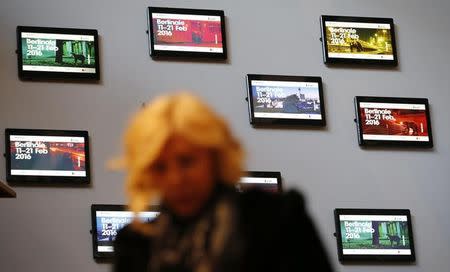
[236, 171, 282, 193]
[320, 15, 398, 66]
[5, 128, 91, 184]
[246, 74, 326, 126]
[354, 96, 433, 147]
[147, 6, 227, 59]
[91, 204, 160, 259]
[334, 208, 415, 262]
[17, 26, 100, 80]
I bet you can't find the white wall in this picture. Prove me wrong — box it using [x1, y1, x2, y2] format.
[1, 1, 449, 271]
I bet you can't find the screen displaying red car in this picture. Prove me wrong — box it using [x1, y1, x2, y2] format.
[355, 97, 433, 147]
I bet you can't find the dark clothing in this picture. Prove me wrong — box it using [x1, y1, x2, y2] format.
[113, 188, 333, 272]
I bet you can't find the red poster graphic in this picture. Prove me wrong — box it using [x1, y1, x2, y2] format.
[10, 141, 86, 171]
[360, 108, 428, 137]
[152, 18, 222, 48]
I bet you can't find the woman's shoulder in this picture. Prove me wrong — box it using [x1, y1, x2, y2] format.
[114, 223, 152, 254]
[114, 224, 154, 272]
[237, 188, 309, 230]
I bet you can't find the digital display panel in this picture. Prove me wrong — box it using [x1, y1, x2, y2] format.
[355, 96, 433, 147]
[91, 205, 159, 258]
[320, 15, 397, 65]
[236, 171, 282, 193]
[247, 74, 326, 126]
[5, 129, 90, 184]
[17, 26, 100, 80]
[148, 7, 227, 59]
[334, 209, 415, 262]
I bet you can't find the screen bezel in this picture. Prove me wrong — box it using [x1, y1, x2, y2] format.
[5, 128, 91, 184]
[147, 6, 227, 59]
[247, 74, 326, 126]
[91, 204, 160, 259]
[320, 15, 398, 66]
[17, 25, 100, 80]
[334, 208, 416, 262]
[238, 171, 282, 193]
[354, 96, 433, 148]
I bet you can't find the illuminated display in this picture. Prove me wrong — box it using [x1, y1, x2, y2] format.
[148, 7, 227, 59]
[17, 26, 100, 80]
[91, 205, 159, 258]
[236, 171, 282, 193]
[355, 97, 433, 147]
[334, 209, 416, 262]
[247, 74, 326, 126]
[5, 129, 91, 183]
[321, 16, 398, 65]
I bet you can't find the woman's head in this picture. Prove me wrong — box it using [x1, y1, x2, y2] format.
[121, 92, 244, 218]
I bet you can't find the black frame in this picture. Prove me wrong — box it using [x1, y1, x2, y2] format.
[238, 171, 282, 193]
[334, 208, 416, 262]
[247, 74, 326, 126]
[91, 204, 160, 259]
[17, 25, 100, 80]
[354, 96, 433, 148]
[320, 15, 398, 66]
[5, 128, 91, 184]
[147, 6, 227, 59]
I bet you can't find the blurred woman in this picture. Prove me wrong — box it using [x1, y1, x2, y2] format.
[113, 92, 333, 272]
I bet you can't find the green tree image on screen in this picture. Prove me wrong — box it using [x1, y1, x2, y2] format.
[341, 220, 410, 249]
[22, 38, 96, 68]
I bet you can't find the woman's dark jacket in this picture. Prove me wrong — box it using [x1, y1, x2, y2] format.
[113, 189, 334, 272]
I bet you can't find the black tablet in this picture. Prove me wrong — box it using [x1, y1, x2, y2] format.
[17, 26, 100, 80]
[334, 209, 415, 262]
[5, 128, 91, 184]
[148, 7, 227, 59]
[320, 15, 398, 66]
[91, 204, 160, 259]
[247, 74, 326, 126]
[236, 171, 282, 193]
[355, 96, 433, 147]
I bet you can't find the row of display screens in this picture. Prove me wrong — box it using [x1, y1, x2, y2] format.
[91, 206, 415, 263]
[246, 75, 433, 147]
[3, 97, 433, 183]
[4, 128, 282, 185]
[16, 8, 398, 80]
[3, 94, 433, 183]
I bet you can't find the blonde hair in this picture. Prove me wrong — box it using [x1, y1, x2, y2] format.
[118, 92, 244, 229]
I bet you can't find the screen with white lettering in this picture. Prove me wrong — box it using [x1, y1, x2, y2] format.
[148, 7, 227, 59]
[17, 26, 100, 80]
[355, 96, 433, 147]
[247, 74, 326, 126]
[334, 209, 415, 262]
[5, 129, 90, 184]
[320, 15, 397, 65]
[91, 205, 160, 258]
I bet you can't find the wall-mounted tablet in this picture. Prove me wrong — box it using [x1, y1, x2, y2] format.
[236, 171, 282, 193]
[147, 7, 227, 59]
[334, 209, 415, 262]
[320, 15, 398, 66]
[91, 204, 160, 259]
[5, 128, 91, 184]
[17, 26, 100, 80]
[354, 96, 433, 147]
[247, 74, 326, 126]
